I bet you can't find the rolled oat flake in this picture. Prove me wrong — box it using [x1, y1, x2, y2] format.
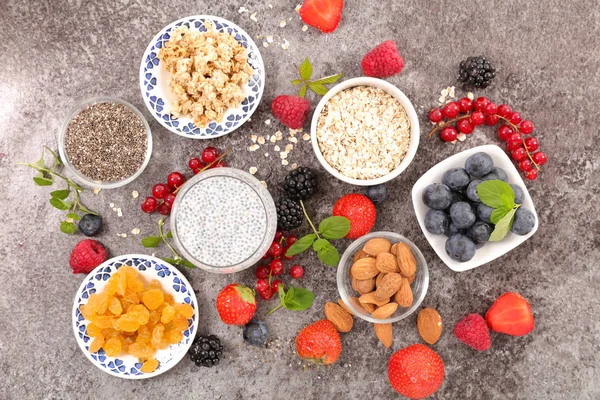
[65, 102, 147, 182]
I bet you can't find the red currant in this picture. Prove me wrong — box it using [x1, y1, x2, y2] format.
[524, 137, 539, 151]
[442, 102, 460, 118]
[458, 97, 473, 113]
[188, 158, 202, 171]
[473, 97, 490, 112]
[271, 279, 284, 292]
[509, 112, 523, 125]
[201, 147, 219, 164]
[157, 202, 171, 215]
[255, 265, 269, 279]
[255, 278, 269, 293]
[286, 235, 298, 246]
[457, 118, 474, 134]
[520, 120, 534, 134]
[290, 265, 304, 279]
[269, 259, 284, 276]
[511, 147, 527, 161]
[268, 242, 284, 257]
[258, 287, 274, 300]
[428, 108, 443, 123]
[192, 168, 202, 175]
[440, 127, 458, 142]
[497, 124, 514, 141]
[470, 111, 485, 126]
[167, 172, 185, 190]
[274, 231, 284, 242]
[532, 151, 547, 166]
[141, 196, 158, 213]
[519, 159, 533, 172]
[524, 169, 538, 181]
[483, 102, 498, 115]
[507, 132, 523, 147]
[213, 161, 226, 168]
[484, 114, 499, 126]
[164, 193, 176, 207]
[497, 104, 512, 118]
[152, 183, 169, 199]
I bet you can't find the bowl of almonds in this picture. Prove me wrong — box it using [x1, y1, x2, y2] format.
[336, 232, 429, 324]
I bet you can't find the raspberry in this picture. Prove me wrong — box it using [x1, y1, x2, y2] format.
[69, 240, 107, 274]
[271, 95, 311, 129]
[453, 313, 491, 351]
[361, 41, 404, 78]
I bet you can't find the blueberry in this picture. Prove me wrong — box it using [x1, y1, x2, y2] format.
[467, 221, 492, 242]
[78, 214, 103, 237]
[510, 184, 525, 204]
[449, 201, 476, 229]
[445, 234, 477, 262]
[425, 209, 449, 235]
[442, 168, 470, 191]
[482, 167, 508, 182]
[448, 191, 463, 209]
[477, 203, 494, 223]
[474, 241, 486, 249]
[366, 184, 388, 205]
[466, 180, 483, 202]
[511, 208, 536, 235]
[445, 222, 465, 237]
[465, 152, 494, 177]
[243, 320, 269, 348]
[422, 184, 453, 210]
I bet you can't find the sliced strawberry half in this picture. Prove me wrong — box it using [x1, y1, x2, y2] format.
[299, 0, 344, 33]
[485, 292, 534, 336]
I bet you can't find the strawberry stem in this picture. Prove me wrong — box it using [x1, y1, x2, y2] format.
[265, 304, 282, 316]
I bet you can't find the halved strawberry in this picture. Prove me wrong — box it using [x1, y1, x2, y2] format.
[299, 0, 344, 33]
[485, 292, 534, 336]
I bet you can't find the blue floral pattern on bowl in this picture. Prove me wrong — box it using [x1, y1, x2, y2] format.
[72, 255, 199, 379]
[139, 15, 265, 139]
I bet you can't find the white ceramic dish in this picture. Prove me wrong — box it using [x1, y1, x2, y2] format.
[310, 77, 420, 186]
[411, 144, 539, 272]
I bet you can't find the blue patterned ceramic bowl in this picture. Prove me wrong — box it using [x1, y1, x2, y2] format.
[72, 255, 199, 379]
[139, 15, 265, 139]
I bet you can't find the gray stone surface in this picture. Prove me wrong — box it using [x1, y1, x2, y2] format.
[0, 0, 598, 399]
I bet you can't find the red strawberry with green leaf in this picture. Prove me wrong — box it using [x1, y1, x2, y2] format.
[295, 319, 341, 365]
[216, 284, 256, 326]
[332, 194, 376, 239]
[485, 292, 534, 336]
[299, 0, 344, 33]
[388, 344, 445, 399]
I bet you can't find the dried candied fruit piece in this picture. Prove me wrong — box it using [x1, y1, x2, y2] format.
[142, 289, 164, 310]
[128, 304, 150, 325]
[86, 323, 102, 337]
[116, 314, 141, 332]
[151, 323, 165, 347]
[149, 280, 162, 289]
[104, 275, 119, 295]
[172, 315, 189, 331]
[140, 358, 159, 373]
[158, 339, 170, 350]
[149, 310, 161, 326]
[127, 277, 145, 293]
[128, 342, 153, 359]
[116, 272, 128, 296]
[92, 315, 118, 329]
[118, 265, 137, 279]
[163, 294, 174, 306]
[94, 292, 111, 314]
[175, 303, 194, 319]
[160, 305, 176, 324]
[104, 336, 123, 357]
[89, 333, 105, 353]
[108, 297, 123, 316]
[80, 303, 96, 320]
[123, 289, 141, 305]
[137, 324, 152, 342]
[165, 329, 183, 344]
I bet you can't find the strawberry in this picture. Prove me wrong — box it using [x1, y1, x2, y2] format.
[69, 239, 107, 274]
[299, 0, 344, 34]
[332, 194, 376, 239]
[485, 292, 534, 336]
[295, 319, 341, 365]
[454, 313, 491, 351]
[216, 284, 257, 326]
[388, 344, 445, 399]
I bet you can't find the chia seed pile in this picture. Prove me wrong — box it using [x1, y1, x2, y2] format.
[65, 102, 147, 182]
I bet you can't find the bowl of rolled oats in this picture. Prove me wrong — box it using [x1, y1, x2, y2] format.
[311, 77, 420, 185]
[140, 16, 265, 139]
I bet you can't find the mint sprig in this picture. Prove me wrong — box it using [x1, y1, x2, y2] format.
[141, 217, 196, 268]
[291, 58, 344, 97]
[477, 180, 521, 241]
[266, 284, 315, 316]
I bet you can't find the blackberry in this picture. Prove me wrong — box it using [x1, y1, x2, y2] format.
[188, 335, 223, 368]
[458, 56, 496, 88]
[276, 198, 304, 231]
[283, 167, 317, 200]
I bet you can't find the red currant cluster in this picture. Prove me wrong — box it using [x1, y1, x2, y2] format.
[254, 231, 304, 300]
[140, 147, 228, 215]
[428, 97, 548, 181]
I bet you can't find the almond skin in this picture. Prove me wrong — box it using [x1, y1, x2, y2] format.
[395, 278, 413, 307]
[338, 299, 355, 316]
[325, 302, 353, 333]
[376, 252, 399, 273]
[375, 272, 387, 287]
[359, 291, 391, 307]
[351, 257, 379, 280]
[407, 274, 416, 285]
[353, 249, 369, 263]
[352, 277, 375, 295]
[396, 243, 417, 277]
[363, 238, 392, 256]
[361, 302, 376, 313]
[374, 273, 403, 301]
[390, 243, 398, 256]
[372, 302, 399, 319]
[417, 308, 442, 344]
[374, 323, 393, 348]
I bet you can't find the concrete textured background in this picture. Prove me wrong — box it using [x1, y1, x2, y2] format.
[1, 0, 598, 399]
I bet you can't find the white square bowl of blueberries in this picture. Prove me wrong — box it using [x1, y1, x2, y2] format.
[411, 144, 538, 272]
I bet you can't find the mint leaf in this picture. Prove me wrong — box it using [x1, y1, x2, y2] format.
[298, 83, 307, 98]
[291, 79, 303, 85]
[50, 189, 70, 200]
[477, 180, 515, 209]
[312, 73, 344, 85]
[141, 236, 162, 248]
[299, 58, 313, 81]
[60, 221, 76, 234]
[34, 177, 53, 186]
[285, 234, 316, 256]
[489, 208, 517, 241]
[166, 230, 173, 239]
[312, 238, 329, 251]
[280, 285, 314, 311]
[307, 82, 328, 96]
[66, 213, 81, 221]
[35, 152, 46, 169]
[49, 197, 70, 210]
[490, 207, 511, 224]
[163, 257, 196, 269]
[319, 216, 351, 240]
[317, 241, 340, 266]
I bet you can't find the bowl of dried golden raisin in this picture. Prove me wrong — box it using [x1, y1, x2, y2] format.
[72, 255, 198, 379]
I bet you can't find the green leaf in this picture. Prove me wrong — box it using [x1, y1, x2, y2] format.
[166, 230, 173, 239]
[34, 151, 46, 168]
[490, 207, 511, 224]
[49, 197, 70, 210]
[298, 83, 307, 98]
[489, 208, 517, 241]
[285, 234, 316, 256]
[163, 257, 196, 269]
[78, 204, 96, 215]
[307, 82, 329, 96]
[141, 236, 162, 248]
[60, 221, 77, 234]
[33, 176, 53, 186]
[477, 180, 515, 209]
[291, 79, 304, 85]
[280, 285, 315, 311]
[43, 146, 62, 167]
[50, 189, 70, 200]
[319, 216, 351, 240]
[66, 213, 81, 221]
[312, 238, 329, 251]
[312, 73, 344, 85]
[298, 58, 313, 81]
[317, 241, 340, 266]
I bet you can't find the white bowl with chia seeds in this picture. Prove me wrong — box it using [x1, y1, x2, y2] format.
[170, 167, 277, 274]
[310, 77, 420, 186]
[58, 97, 152, 189]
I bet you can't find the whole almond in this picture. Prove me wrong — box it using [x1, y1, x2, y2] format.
[353, 249, 369, 263]
[394, 278, 413, 307]
[407, 274, 416, 285]
[361, 302, 376, 313]
[363, 238, 392, 256]
[359, 291, 390, 307]
[352, 277, 375, 295]
[375, 272, 387, 287]
[396, 243, 417, 277]
[372, 302, 399, 319]
[351, 257, 379, 280]
[374, 273, 403, 301]
[417, 308, 442, 344]
[324, 302, 353, 332]
[374, 323, 393, 348]
[376, 252, 399, 273]
[337, 299, 355, 316]
[390, 243, 398, 255]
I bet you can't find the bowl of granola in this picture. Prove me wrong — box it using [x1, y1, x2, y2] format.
[310, 77, 420, 185]
[140, 15, 265, 139]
